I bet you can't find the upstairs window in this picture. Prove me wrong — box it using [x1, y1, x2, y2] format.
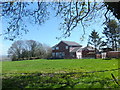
[56, 47, 59, 50]
[66, 46, 68, 49]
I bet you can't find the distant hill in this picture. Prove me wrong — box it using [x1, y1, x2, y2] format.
[0, 55, 11, 61]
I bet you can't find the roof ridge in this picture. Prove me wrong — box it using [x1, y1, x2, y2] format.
[52, 41, 82, 47]
[62, 40, 80, 44]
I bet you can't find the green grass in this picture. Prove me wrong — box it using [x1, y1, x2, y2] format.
[2, 59, 120, 88]
[2, 59, 118, 73]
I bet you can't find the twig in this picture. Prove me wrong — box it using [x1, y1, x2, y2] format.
[111, 73, 120, 86]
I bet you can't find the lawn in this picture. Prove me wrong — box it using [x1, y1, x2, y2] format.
[2, 59, 120, 88]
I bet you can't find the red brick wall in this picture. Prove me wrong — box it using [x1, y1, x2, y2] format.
[82, 50, 95, 58]
[52, 41, 82, 59]
[107, 51, 120, 58]
[52, 42, 70, 58]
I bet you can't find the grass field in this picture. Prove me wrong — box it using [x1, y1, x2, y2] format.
[2, 59, 120, 88]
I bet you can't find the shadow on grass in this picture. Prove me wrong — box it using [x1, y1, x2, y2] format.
[2, 72, 120, 89]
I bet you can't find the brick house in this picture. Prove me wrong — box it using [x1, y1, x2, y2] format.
[98, 48, 120, 59]
[52, 41, 82, 59]
[52, 41, 120, 59]
[82, 46, 95, 59]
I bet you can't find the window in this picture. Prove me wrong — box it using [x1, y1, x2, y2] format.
[56, 52, 59, 57]
[66, 46, 68, 49]
[52, 53, 55, 56]
[56, 47, 59, 50]
[56, 52, 65, 58]
[61, 52, 65, 57]
[60, 52, 65, 57]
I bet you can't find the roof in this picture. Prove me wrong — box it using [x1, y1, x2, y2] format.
[62, 41, 82, 47]
[102, 48, 113, 51]
[83, 46, 95, 51]
[70, 47, 82, 52]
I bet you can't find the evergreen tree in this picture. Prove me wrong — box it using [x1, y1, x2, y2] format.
[88, 30, 102, 58]
[103, 20, 120, 51]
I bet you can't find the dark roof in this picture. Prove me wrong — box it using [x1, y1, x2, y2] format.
[102, 48, 113, 51]
[62, 41, 82, 47]
[70, 47, 82, 52]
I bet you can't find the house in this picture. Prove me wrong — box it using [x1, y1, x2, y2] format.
[52, 41, 120, 59]
[107, 51, 120, 58]
[82, 46, 95, 59]
[52, 41, 82, 59]
[99, 47, 120, 59]
[100, 47, 113, 59]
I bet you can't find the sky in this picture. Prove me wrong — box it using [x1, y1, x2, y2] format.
[0, 2, 114, 56]
[0, 16, 105, 55]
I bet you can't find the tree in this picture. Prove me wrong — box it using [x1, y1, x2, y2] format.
[1, 1, 119, 40]
[103, 19, 120, 51]
[42, 44, 52, 58]
[88, 30, 103, 58]
[8, 40, 24, 61]
[8, 40, 52, 61]
[1, 2, 49, 40]
[25, 40, 41, 58]
[105, 1, 120, 20]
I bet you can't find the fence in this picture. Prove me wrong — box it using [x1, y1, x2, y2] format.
[107, 51, 120, 58]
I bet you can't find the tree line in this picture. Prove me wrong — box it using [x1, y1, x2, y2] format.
[8, 40, 52, 61]
[88, 19, 120, 58]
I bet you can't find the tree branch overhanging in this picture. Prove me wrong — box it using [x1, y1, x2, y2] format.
[1, 1, 120, 40]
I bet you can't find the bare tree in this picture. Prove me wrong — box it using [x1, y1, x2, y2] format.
[42, 44, 52, 59]
[26, 40, 37, 57]
[8, 40, 24, 60]
[8, 40, 52, 61]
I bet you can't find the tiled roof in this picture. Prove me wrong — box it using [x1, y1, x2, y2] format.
[62, 41, 82, 47]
